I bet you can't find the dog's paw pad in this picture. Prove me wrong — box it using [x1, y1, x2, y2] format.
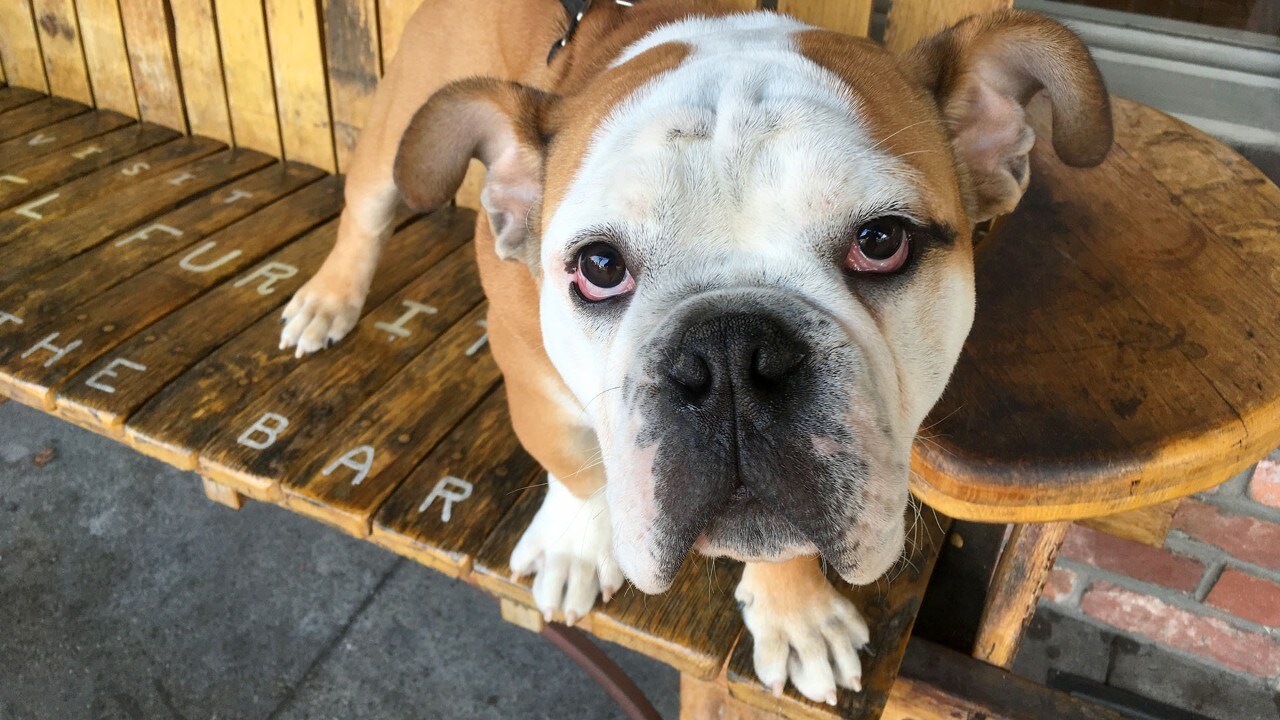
[510, 477, 622, 624]
[279, 274, 365, 357]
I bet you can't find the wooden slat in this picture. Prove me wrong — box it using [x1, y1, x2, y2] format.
[31, 0, 94, 104]
[0, 123, 178, 211]
[0, 137, 222, 259]
[973, 521, 1069, 669]
[198, 281, 489, 516]
[265, 0, 336, 171]
[322, 0, 380, 170]
[0, 86, 46, 113]
[0, 97, 88, 141]
[719, 0, 763, 11]
[777, 0, 873, 37]
[274, 304, 497, 534]
[371, 387, 542, 577]
[0, 107, 132, 166]
[1079, 499, 1179, 548]
[724, 506, 950, 719]
[74, 0, 138, 116]
[171, 0, 233, 144]
[0, 164, 321, 370]
[883, 0, 1012, 54]
[118, 0, 187, 131]
[123, 206, 476, 473]
[0, 170, 333, 409]
[59, 197, 459, 437]
[377, 0, 425, 69]
[214, 0, 281, 157]
[0, 1, 49, 92]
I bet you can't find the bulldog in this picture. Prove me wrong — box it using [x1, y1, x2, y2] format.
[279, 0, 1111, 702]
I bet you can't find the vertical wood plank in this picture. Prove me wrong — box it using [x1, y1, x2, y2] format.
[777, 0, 873, 37]
[119, 0, 188, 131]
[214, 0, 281, 157]
[972, 521, 1070, 669]
[377, 0, 424, 70]
[0, 0, 50, 92]
[265, 0, 336, 171]
[719, 0, 762, 10]
[323, 0, 381, 170]
[31, 0, 94, 103]
[884, 0, 1013, 54]
[74, 0, 137, 116]
[171, 0, 233, 143]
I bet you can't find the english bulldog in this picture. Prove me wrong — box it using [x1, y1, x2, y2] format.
[279, 0, 1111, 703]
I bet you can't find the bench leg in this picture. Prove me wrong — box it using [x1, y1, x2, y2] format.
[972, 521, 1070, 668]
[541, 622, 663, 720]
[201, 477, 246, 510]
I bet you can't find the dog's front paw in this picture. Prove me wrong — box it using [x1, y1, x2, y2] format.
[279, 270, 366, 357]
[736, 558, 870, 705]
[509, 475, 624, 625]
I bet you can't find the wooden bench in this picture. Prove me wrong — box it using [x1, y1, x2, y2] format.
[2, 1, 1277, 718]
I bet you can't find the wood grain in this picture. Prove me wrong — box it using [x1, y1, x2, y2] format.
[0, 1, 50, 92]
[31, 0, 94, 104]
[912, 100, 1280, 522]
[123, 207, 474, 473]
[726, 505, 950, 718]
[171, 0, 233, 144]
[1079, 500, 1179, 548]
[214, 0, 281, 157]
[323, 0, 381, 170]
[371, 387, 543, 577]
[73, 0, 137, 116]
[0, 86, 45, 113]
[0, 97, 88, 141]
[972, 521, 1070, 668]
[0, 122, 177, 211]
[265, 0, 336, 171]
[118, 0, 187, 131]
[0, 104, 131, 168]
[883, 0, 1012, 54]
[777, 0, 873, 37]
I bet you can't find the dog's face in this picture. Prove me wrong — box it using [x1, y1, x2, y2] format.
[395, 11, 1111, 593]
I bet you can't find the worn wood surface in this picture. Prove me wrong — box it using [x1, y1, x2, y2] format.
[118, 0, 187, 131]
[214, 0, 281, 157]
[323, 0, 381, 170]
[726, 506, 950, 718]
[883, 0, 1013, 54]
[0, 122, 177, 210]
[0, 108, 132, 166]
[0, 97, 88, 141]
[170, 0, 233, 144]
[73, 0, 136, 116]
[777, 0, 873, 37]
[1079, 500, 1179, 548]
[0, 2, 50, 91]
[912, 99, 1280, 523]
[0, 86, 45, 113]
[265, 0, 336, 172]
[31, 0, 94, 104]
[972, 522, 1070, 668]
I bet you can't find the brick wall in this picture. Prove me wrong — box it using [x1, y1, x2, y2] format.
[1042, 449, 1280, 689]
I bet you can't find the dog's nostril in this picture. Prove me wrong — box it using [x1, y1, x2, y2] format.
[750, 345, 805, 386]
[668, 352, 712, 398]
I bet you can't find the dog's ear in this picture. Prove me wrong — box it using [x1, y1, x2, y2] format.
[394, 78, 558, 266]
[903, 10, 1112, 222]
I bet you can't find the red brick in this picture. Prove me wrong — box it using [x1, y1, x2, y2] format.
[1080, 581, 1280, 677]
[1172, 500, 1280, 572]
[1207, 569, 1280, 627]
[1249, 459, 1280, 511]
[1043, 567, 1077, 604]
[1060, 524, 1203, 592]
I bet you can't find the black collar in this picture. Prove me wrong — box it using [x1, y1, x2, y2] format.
[549, 0, 635, 63]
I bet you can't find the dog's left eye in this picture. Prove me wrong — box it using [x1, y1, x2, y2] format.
[845, 217, 911, 273]
[573, 241, 635, 302]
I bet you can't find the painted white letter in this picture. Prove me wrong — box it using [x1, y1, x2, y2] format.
[15, 193, 59, 219]
[374, 300, 437, 340]
[179, 241, 241, 273]
[0, 311, 22, 327]
[322, 445, 375, 486]
[232, 262, 296, 295]
[417, 476, 473, 522]
[20, 333, 82, 368]
[115, 223, 183, 247]
[121, 161, 150, 176]
[71, 145, 103, 160]
[84, 358, 147, 394]
[237, 412, 289, 450]
[167, 171, 197, 186]
[223, 188, 253, 204]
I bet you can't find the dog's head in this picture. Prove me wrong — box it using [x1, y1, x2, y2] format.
[395, 10, 1111, 592]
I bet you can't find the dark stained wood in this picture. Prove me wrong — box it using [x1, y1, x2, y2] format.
[371, 387, 543, 577]
[912, 99, 1280, 523]
[0, 163, 323, 339]
[725, 505, 950, 719]
[0, 174, 337, 408]
[0, 97, 88, 141]
[58, 205, 465, 436]
[0, 109, 133, 166]
[0, 86, 44, 113]
[0, 123, 180, 211]
[123, 208, 476, 473]
[0, 137, 225, 255]
[321, 0, 381, 171]
[972, 522, 1070, 668]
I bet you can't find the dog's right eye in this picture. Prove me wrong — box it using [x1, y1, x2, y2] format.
[573, 242, 635, 302]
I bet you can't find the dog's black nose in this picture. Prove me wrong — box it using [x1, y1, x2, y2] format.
[666, 313, 808, 416]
